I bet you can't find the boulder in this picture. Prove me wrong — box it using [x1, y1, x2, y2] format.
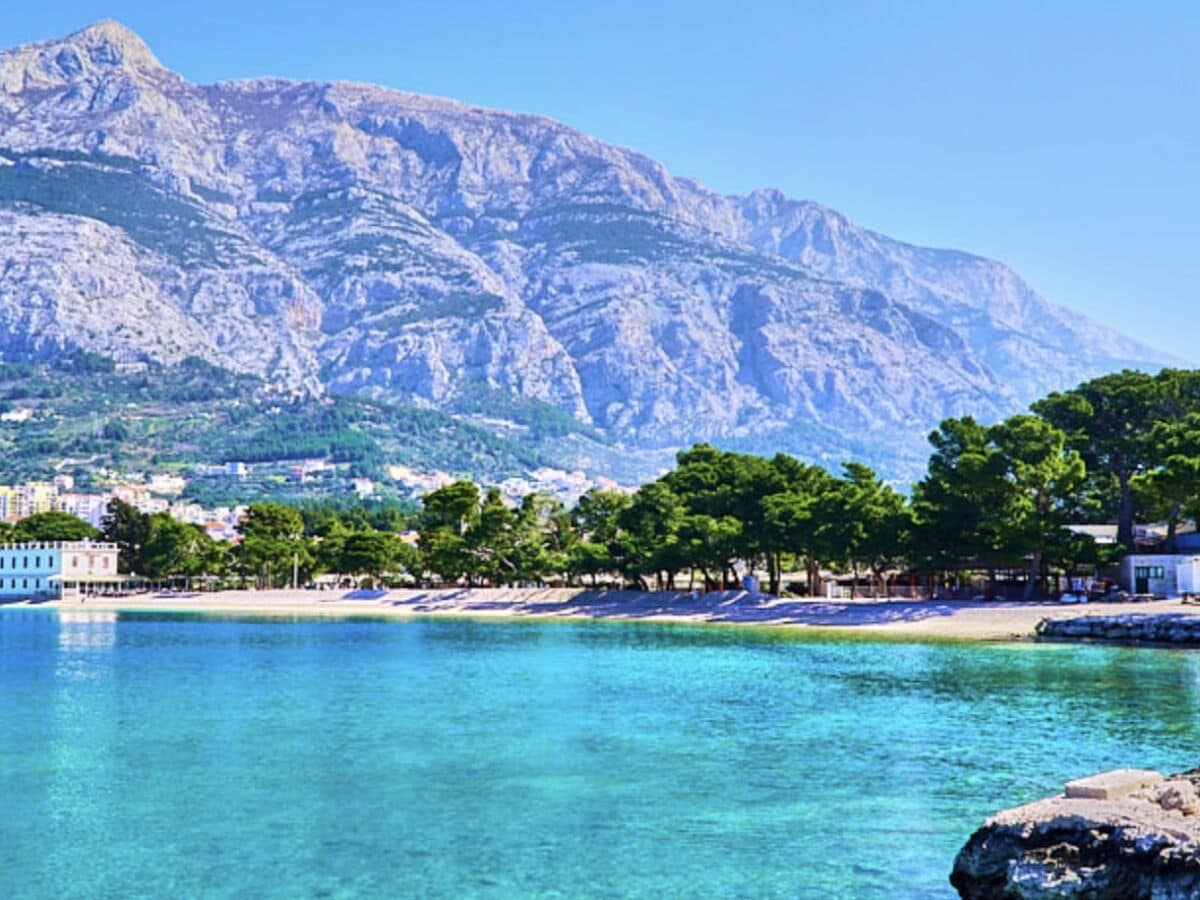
[951, 769, 1200, 898]
[1159, 780, 1199, 816]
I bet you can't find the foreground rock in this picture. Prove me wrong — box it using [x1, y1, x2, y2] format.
[1037, 613, 1200, 645]
[951, 768, 1200, 898]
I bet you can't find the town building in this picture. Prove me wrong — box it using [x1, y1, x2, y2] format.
[148, 473, 187, 495]
[1120, 554, 1200, 597]
[202, 461, 247, 478]
[112, 485, 168, 515]
[19, 482, 57, 517]
[0, 407, 33, 423]
[55, 493, 110, 528]
[0, 540, 123, 601]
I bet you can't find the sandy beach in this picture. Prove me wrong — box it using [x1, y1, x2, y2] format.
[26, 588, 1200, 641]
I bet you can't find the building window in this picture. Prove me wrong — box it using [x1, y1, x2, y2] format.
[72, 557, 79, 568]
[35, 556, 40, 569]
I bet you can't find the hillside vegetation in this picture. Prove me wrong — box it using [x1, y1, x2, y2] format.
[0, 355, 599, 499]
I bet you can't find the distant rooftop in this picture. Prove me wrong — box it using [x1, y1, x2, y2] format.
[0, 540, 118, 550]
[1066, 524, 1118, 544]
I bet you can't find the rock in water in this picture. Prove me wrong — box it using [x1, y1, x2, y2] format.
[950, 769, 1200, 898]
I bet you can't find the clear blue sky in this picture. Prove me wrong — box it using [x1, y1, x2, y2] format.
[6, 2, 1198, 361]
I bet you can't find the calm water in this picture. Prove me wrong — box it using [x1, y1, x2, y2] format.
[3, 610, 1199, 898]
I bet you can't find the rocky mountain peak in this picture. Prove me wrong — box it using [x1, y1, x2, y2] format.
[0, 23, 1177, 480]
[67, 20, 160, 68]
[0, 20, 165, 93]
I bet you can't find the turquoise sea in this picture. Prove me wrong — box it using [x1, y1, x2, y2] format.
[2, 609, 1199, 898]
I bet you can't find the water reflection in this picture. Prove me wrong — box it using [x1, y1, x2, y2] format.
[52, 610, 119, 690]
[57, 610, 118, 651]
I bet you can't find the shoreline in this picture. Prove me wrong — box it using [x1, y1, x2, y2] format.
[14, 588, 1200, 642]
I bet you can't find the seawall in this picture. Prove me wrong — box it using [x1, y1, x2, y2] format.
[1037, 612, 1200, 645]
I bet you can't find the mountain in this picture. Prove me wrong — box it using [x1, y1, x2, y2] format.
[0, 21, 1174, 481]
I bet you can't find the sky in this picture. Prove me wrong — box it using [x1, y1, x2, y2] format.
[5, 1, 1199, 362]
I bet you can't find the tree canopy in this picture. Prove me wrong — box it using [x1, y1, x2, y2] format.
[12, 511, 100, 542]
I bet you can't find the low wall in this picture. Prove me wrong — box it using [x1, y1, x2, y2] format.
[1037, 612, 1200, 645]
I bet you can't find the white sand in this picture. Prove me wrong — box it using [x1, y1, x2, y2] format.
[30, 588, 1200, 641]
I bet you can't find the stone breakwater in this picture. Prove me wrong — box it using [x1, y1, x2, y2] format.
[1036, 612, 1200, 645]
[951, 768, 1200, 898]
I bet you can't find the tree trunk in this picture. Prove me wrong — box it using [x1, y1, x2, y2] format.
[1118, 474, 1135, 548]
[1023, 550, 1042, 601]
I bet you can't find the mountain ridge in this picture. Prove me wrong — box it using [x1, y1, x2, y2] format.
[0, 20, 1175, 479]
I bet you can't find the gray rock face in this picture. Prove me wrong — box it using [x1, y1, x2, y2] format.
[951, 769, 1200, 899]
[0, 21, 1176, 472]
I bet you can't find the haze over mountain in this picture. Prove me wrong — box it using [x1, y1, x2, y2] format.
[0, 21, 1173, 478]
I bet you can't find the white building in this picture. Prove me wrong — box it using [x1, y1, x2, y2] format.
[1120, 554, 1200, 597]
[148, 473, 188, 496]
[112, 485, 168, 515]
[169, 500, 207, 525]
[0, 541, 122, 601]
[55, 493, 110, 528]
